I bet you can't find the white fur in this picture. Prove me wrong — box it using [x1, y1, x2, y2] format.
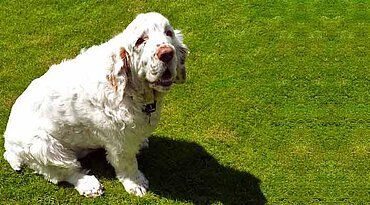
[3, 12, 188, 197]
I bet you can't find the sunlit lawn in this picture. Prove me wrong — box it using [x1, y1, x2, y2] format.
[0, 0, 369, 204]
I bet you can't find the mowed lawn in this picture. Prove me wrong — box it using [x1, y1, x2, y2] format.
[0, 0, 369, 204]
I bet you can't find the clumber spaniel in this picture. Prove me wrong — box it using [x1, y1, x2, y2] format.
[3, 12, 188, 197]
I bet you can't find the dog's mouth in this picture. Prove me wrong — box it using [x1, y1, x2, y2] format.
[150, 69, 173, 91]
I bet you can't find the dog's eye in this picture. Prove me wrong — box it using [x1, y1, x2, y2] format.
[135, 37, 146, 47]
[165, 30, 173, 38]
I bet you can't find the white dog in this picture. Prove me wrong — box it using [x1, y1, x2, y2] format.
[3, 12, 188, 197]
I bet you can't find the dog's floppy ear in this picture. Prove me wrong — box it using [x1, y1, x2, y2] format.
[174, 30, 188, 84]
[118, 47, 131, 76]
[107, 47, 131, 92]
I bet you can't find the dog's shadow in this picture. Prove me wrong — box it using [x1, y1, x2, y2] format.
[80, 136, 266, 204]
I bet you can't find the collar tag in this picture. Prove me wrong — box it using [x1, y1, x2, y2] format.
[142, 101, 157, 115]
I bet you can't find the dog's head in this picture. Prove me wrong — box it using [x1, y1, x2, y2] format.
[120, 12, 188, 92]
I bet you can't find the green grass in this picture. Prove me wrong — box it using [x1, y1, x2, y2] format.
[0, 0, 369, 204]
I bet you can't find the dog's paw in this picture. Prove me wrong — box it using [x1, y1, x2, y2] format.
[4, 151, 22, 171]
[75, 175, 104, 197]
[122, 171, 149, 197]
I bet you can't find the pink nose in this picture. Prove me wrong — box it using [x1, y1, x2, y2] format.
[157, 45, 174, 63]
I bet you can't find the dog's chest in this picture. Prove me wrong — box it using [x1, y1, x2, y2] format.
[129, 106, 161, 135]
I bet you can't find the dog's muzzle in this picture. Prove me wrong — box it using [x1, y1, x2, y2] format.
[149, 45, 173, 89]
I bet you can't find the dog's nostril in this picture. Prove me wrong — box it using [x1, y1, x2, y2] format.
[157, 46, 174, 63]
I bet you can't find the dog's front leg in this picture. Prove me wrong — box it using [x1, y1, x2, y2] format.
[106, 148, 148, 197]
